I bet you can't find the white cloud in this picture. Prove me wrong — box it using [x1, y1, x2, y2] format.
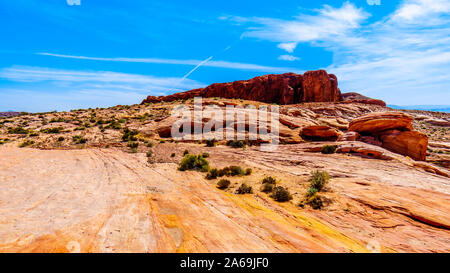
[223, 0, 450, 105]
[37, 52, 303, 74]
[0, 66, 203, 92]
[0, 66, 207, 112]
[278, 55, 300, 61]
[392, 0, 450, 22]
[236, 2, 369, 43]
[277, 42, 297, 53]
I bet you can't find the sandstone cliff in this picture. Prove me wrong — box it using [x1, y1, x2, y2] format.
[142, 70, 342, 105]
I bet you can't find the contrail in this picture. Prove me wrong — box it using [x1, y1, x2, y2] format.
[180, 55, 213, 82]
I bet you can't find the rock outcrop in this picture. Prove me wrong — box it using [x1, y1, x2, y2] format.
[348, 112, 428, 161]
[300, 125, 342, 141]
[342, 92, 386, 107]
[142, 70, 342, 105]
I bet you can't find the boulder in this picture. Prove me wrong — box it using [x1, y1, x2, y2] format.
[337, 131, 360, 142]
[348, 112, 413, 134]
[379, 130, 428, 161]
[301, 125, 342, 141]
[142, 70, 343, 105]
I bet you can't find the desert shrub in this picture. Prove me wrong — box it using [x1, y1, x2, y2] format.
[236, 183, 253, 194]
[216, 179, 231, 189]
[29, 132, 39, 137]
[206, 168, 219, 179]
[170, 153, 176, 157]
[159, 139, 166, 143]
[260, 183, 274, 193]
[50, 117, 65, 123]
[18, 140, 34, 148]
[202, 152, 210, 158]
[121, 128, 138, 142]
[72, 135, 87, 144]
[147, 142, 154, 148]
[183, 150, 189, 156]
[74, 126, 86, 131]
[205, 138, 217, 147]
[308, 170, 330, 195]
[8, 127, 29, 134]
[127, 142, 139, 149]
[270, 186, 293, 202]
[146, 151, 152, 157]
[57, 136, 65, 142]
[230, 166, 244, 176]
[226, 140, 246, 148]
[105, 120, 121, 130]
[262, 176, 277, 185]
[178, 154, 210, 172]
[321, 145, 337, 154]
[41, 127, 63, 134]
[244, 168, 252, 176]
[300, 195, 324, 210]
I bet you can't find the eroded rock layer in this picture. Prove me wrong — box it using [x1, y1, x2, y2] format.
[142, 70, 342, 105]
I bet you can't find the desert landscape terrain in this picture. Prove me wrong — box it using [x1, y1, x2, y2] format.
[0, 71, 449, 253]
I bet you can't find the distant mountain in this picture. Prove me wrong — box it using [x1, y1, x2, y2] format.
[388, 105, 450, 113]
[0, 111, 21, 117]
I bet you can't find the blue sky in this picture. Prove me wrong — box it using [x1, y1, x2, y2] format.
[0, 0, 449, 112]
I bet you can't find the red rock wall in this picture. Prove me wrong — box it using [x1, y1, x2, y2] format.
[142, 70, 343, 105]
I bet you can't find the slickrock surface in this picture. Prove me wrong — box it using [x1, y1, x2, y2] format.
[0, 144, 449, 253]
[0, 98, 449, 253]
[142, 70, 342, 105]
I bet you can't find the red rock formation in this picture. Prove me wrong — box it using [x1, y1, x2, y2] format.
[342, 92, 386, 107]
[348, 112, 413, 133]
[142, 70, 342, 105]
[348, 112, 428, 161]
[300, 125, 343, 141]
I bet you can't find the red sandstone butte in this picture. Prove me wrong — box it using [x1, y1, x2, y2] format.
[142, 70, 342, 105]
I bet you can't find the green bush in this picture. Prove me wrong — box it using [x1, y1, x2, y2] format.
[301, 195, 324, 210]
[121, 128, 138, 142]
[230, 166, 244, 176]
[226, 140, 246, 148]
[146, 151, 152, 157]
[178, 154, 210, 172]
[244, 168, 252, 176]
[202, 152, 210, 158]
[127, 142, 139, 149]
[236, 183, 253, 194]
[262, 176, 277, 185]
[270, 186, 293, 202]
[183, 150, 189, 156]
[72, 135, 87, 144]
[206, 139, 217, 147]
[41, 127, 63, 134]
[206, 168, 219, 180]
[321, 145, 337, 154]
[260, 183, 274, 193]
[8, 127, 29, 134]
[18, 140, 34, 148]
[308, 170, 330, 195]
[217, 179, 231, 189]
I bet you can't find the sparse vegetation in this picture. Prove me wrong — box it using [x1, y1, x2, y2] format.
[308, 170, 330, 196]
[226, 140, 246, 148]
[321, 145, 337, 154]
[178, 154, 210, 172]
[121, 128, 138, 142]
[57, 137, 65, 142]
[236, 183, 252, 194]
[260, 183, 274, 193]
[216, 179, 231, 189]
[8, 127, 29, 134]
[262, 176, 277, 185]
[244, 168, 252, 176]
[183, 150, 189, 156]
[72, 135, 87, 144]
[270, 186, 292, 202]
[41, 127, 63, 134]
[18, 140, 34, 148]
[202, 152, 210, 158]
[206, 138, 217, 147]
